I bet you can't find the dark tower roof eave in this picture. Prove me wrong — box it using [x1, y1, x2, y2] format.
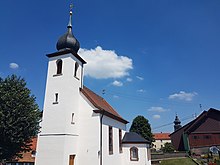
[46, 49, 86, 64]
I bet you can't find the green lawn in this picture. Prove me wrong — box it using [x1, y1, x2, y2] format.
[160, 157, 196, 165]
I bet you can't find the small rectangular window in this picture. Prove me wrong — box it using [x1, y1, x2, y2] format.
[71, 113, 75, 124]
[204, 135, 211, 139]
[53, 93, 59, 104]
[193, 135, 199, 139]
[119, 129, 122, 153]
[109, 126, 113, 155]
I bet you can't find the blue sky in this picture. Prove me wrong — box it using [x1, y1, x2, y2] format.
[1, 0, 220, 133]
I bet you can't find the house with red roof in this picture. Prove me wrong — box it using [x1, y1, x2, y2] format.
[35, 7, 151, 165]
[6, 138, 37, 165]
[152, 133, 171, 150]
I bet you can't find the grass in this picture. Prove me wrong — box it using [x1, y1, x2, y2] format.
[160, 157, 197, 165]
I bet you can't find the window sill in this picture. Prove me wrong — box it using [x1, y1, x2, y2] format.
[53, 73, 63, 77]
[74, 76, 80, 80]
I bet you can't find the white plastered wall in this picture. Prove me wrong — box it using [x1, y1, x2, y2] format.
[122, 143, 151, 165]
[102, 116, 126, 165]
[153, 139, 171, 150]
[36, 53, 84, 165]
[76, 92, 101, 165]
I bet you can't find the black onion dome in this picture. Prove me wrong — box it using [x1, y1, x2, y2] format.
[56, 9, 80, 53]
[174, 115, 181, 124]
[56, 28, 80, 52]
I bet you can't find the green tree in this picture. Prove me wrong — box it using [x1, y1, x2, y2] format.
[129, 115, 154, 142]
[162, 142, 175, 153]
[0, 75, 41, 162]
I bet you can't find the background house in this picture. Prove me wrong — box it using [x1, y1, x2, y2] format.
[153, 133, 171, 150]
[170, 108, 220, 152]
[6, 138, 37, 165]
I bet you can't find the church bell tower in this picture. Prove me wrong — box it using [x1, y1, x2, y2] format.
[35, 5, 86, 165]
[174, 114, 182, 131]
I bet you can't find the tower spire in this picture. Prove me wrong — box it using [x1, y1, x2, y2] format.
[68, 4, 73, 28]
[174, 114, 182, 131]
[56, 3, 80, 53]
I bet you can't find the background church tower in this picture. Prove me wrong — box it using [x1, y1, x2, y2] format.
[35, 5, 86, 165]
[174, 115, 182, 131]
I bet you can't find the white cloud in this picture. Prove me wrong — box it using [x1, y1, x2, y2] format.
[9, 63, 19, 69]
[113, 95, 119, 99]
[148, 106, 169, 112]
[153, 115, 161, 119]
[136, 76, 144, 80]
[112, 80, 123, 87]
[78, 46, 133, 79]
[137, 89, 145, 93]
[169, 91, 198, 101]
[126, 78, 132, 82]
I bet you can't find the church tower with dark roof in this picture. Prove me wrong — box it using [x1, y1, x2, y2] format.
[35, 6, 86, 165]
[174, 115, 182, 131]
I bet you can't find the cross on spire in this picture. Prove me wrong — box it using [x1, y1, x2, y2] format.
[70, 4, 73, 11]
[69, 3, 74, 15]
[68, 3, 73, 27]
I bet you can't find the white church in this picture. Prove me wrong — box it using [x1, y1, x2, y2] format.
[35, 7, 151, 165]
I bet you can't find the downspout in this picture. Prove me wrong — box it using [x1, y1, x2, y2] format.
[100, 110, 104, 165]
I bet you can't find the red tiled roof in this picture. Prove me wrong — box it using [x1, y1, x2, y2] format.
[154, 133, 171, 140]
[16, 137, 37, 163]
[80, 86, 128, 124]
[30, 137, 37, 150]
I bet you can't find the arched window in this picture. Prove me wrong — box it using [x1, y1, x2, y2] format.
[74, 62, 79, 78]
[56, 59, 63, 74]
[130, 147, 139, 161]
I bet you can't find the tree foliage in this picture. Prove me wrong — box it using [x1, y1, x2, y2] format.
[129, 115, 154, 142]
[0, 75, 41, 162]
[162, 142, 175, 153]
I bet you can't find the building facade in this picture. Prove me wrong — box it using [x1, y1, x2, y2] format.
[6, 138, 37, 165]
[153, 133, 171, 150]
[170, 108, 220, 151]
[35, 7, 151, 165]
